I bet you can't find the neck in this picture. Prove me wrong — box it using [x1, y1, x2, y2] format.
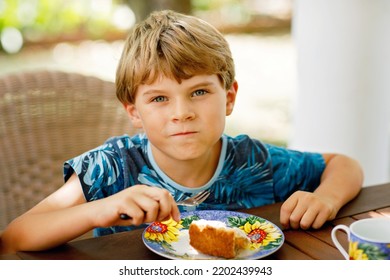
[151, 140, 222, 188]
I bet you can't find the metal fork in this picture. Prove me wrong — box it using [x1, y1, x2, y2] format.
[176, 190, 210, 206]
[120, 190, 210, 220]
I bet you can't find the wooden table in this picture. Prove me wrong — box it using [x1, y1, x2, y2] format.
[2, 183, 390, 260]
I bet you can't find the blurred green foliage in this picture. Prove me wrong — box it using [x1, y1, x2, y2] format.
[0, 0, 291, 53]
[0, 0, 132, 52]
[192, 0, 236, 10]
[2, 0, 114, 32]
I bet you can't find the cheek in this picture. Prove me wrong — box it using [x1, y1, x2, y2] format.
[137, 109, 166, 131]
[205, 107, 226, 130]
[213, 99, 229, 119]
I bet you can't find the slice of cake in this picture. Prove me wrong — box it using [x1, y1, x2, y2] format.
[189, 219, 250, 259]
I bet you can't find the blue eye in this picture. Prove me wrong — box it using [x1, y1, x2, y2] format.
[192, 89, 207, 97]
[152, 96, 167, 102]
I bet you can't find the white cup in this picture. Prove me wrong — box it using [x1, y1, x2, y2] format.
[331, 217, 390, 260]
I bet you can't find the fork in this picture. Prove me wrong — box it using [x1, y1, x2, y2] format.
[120, 190, 210, 220]
[176, 190, 210, 207]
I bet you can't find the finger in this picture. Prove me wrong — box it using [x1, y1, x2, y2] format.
[119, 190, 159, 225]
[157, 200, 180, 222]
[311, 208, 331, 229]
[134, 196, 160, 223]
[288, 205, 308, 229]
[170, 203, 181, 222]
[146, 187, 171, 201]
[284, 194, 311, 230]
[153, 190, 175, 221]
[280, 196, 298, 228]
[154, 191, 180, 222]
[299, 208, 319, 230]
[119, 207, 146, 226]
[143, 187, 177, 222]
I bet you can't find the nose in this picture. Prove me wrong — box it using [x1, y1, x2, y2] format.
[171, 99, 195, 122]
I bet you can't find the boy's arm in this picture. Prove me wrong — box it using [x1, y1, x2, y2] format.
[0, 173, 97, 253]
[280, 153, 363, 230]
[0, 173, 180, 253]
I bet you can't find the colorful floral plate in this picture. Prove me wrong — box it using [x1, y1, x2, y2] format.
[142, 210, 284, 259]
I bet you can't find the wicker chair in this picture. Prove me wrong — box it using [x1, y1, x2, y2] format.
[0, 70, 138, 231]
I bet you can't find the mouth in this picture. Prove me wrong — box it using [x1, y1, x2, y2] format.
[172, 131, 198, 137]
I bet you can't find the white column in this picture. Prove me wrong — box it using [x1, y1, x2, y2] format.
[290, 0, 390, 186]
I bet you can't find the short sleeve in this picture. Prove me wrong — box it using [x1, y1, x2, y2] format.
[265, 144, 326, 202]
[63, 141, 126, 202]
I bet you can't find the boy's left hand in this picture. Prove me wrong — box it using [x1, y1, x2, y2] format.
[279, 190, 337, 230]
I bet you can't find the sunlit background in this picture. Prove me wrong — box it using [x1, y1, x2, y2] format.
[0, 0, 293, 146]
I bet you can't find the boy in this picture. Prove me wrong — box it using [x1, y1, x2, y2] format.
[0, 10, 363, 253]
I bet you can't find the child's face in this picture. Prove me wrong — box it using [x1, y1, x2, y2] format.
[125, 74, 237, 163]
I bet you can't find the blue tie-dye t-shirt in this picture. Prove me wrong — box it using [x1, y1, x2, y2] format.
[64, 133, 325, 236]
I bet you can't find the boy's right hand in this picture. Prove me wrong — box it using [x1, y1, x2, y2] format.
[93, 185, 180, 227]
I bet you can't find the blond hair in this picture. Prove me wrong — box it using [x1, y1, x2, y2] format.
[115, 10, 235, 104]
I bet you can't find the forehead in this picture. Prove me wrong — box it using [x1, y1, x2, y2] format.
[137, 74, 223, 93]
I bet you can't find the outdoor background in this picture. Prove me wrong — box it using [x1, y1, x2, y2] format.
[0, 0, 294, 146]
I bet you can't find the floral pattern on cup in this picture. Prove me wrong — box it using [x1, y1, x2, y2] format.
[349, 239, 390, 260]
[332, 218, 390, 260]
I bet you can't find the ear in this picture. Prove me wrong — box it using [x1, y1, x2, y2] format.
[123, 103, 143, 129]
[226, 80, 238, 116]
